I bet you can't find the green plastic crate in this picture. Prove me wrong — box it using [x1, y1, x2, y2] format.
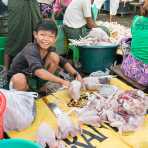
[0, 36, 7, 65]
[0, 48, 4, 65]
[0, 36, 7, 48]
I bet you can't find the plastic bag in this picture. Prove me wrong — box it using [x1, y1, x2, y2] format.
[1, 89, 38, 131]
[36, 123, 58, 148]
[68, 80, 81, 100]
[110, 0, 120, 15]
[86, 28, 110, 41]
[56, 112, 80, 139]
[83, 77, 100, 91]
[94, 0, 105, 9]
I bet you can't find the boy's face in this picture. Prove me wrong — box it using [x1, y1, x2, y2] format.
[34, 30, 56, 50]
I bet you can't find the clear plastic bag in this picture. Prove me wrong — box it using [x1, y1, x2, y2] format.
[0, 89, 37, 131]
[83, 77, 100, 91]
[68, 80, 81, 100]
[110, 0, 120, 15]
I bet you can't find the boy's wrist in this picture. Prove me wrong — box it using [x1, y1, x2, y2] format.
[59, 79, 65, 85]
[73, 72, 80, 78]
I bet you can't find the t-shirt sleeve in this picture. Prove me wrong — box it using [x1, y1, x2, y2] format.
[82, 0, 92, 18]
[24, 46, 43, 74]
[59, 56, 68, 67]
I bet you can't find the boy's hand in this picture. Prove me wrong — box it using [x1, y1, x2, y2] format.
[74, 72, 82, 82]
[60, 79, 70, 88]
[75, 73, 82, 82]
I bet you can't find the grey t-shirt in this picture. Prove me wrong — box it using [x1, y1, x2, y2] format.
[8, 42, 68, 78]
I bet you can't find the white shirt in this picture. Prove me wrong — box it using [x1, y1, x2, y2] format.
[63, 0, 92, 28]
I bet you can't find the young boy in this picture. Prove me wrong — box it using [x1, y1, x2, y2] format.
[7, 19, 82, 91]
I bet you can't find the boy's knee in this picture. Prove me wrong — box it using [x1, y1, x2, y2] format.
[49, 52, 60, 65]
[10, 73, 28, 91]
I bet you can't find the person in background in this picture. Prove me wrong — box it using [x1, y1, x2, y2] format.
[53, 0, 72, 20]
[63, 0, 97, 40]
[8, 19, 82, 92]
[4, 0, 42, 71]
[37, 0, 55, 18]
[121, 0, 148, 86]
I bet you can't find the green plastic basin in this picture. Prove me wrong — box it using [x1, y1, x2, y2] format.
[79, 44, 118, 73]
[0, 139, 41, 148]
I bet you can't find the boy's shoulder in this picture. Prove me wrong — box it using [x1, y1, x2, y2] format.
[24, 42, 35, 49]
[23, 42, 38, 53]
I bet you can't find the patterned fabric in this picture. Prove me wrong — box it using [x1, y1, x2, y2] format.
[39, 3, 54, 17]
[63, 25, 90, 40]
[121, 54, 148, 86]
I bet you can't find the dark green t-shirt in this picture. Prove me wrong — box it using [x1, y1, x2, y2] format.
[131, 15, 148, 64]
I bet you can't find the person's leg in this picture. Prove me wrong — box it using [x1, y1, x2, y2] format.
[45, 52, 60, 73]
[5, 0, 41, 60]
[10, 73, 29, 91]
[4, 53, 12, 70]
[63, 25, 82, 40]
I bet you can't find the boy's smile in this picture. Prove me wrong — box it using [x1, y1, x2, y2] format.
[34, 30, 56, 50]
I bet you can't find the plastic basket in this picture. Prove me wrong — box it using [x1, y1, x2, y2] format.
[0, 91, 6, 138]
[0, 139, 41, 148]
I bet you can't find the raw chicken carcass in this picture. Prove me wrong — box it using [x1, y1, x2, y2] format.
[76, 108, 101, 127]
[36, 123, 58, 148]
[56, 112, 81, 139]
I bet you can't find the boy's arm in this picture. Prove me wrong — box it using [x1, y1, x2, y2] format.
[63, 63, 82, 81]
[34, 68, 69, 87]
[24, 48, 69, 87]
[59, 56, 82, 81]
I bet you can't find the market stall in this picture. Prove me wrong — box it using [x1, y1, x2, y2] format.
[6, 77, 148, 148]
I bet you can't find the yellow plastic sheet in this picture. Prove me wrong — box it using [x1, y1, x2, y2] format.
[7, 78, 148, 148]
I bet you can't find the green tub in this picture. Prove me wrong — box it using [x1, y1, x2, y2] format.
[79, 44, 118, 73]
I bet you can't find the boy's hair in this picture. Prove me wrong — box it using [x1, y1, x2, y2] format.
[35, 19, 58, 36]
